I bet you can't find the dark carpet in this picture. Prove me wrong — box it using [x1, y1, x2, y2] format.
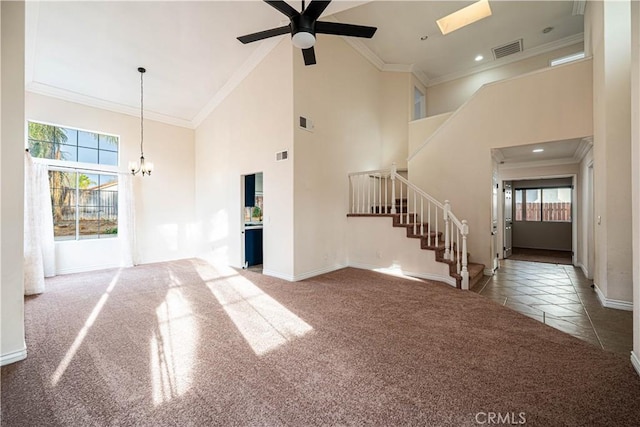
[2, 259, 640, 426]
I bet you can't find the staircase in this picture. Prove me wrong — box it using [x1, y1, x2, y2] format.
[347, 166, 485, 289]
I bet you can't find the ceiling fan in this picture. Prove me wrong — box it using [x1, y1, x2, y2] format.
[237, 0, 377, 66]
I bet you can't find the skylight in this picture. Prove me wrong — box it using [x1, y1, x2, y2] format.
[436, 0, 493, 35]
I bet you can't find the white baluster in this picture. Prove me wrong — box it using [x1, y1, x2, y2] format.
[367, 174, 371, 214]
[385, 174, 388, 213]
[391, 163, 397, 214]
[456, 229, 460, 274]
[413, 190, 417, 235]
[420, 199, 424, 235]
[435, 205, 439, 248]
[427, 203, 431, 246]
[400, 184, 403, 223]
[444, 200, 451, 260]
[461, 220, 469, 290]
[351, 176, 355, 214]
[406, 186, 410, 225]
[361, 175, 366, 214]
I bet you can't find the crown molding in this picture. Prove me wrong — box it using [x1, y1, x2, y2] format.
[340, 36, 385, 70]
[573, 136, 593, 162]
[192, 36, 283, 128]
[26, 82, 194, 129]
[426, 33, 585, 87]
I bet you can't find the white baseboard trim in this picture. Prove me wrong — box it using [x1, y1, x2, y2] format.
[631, 352, 640, 377]
[594, 283, 633, 311]
[262, 269, 295, 282]
[56, 262, 122, 276]
[293, 264, 347, 281]
[348, 262, 457, 287]
[576, 262, 589, 279]
[484, 268, 495, 276]
[263, 264, 347, 282]
[1, 347, 27, 366]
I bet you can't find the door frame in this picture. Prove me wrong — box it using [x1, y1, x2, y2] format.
[498, 173, 578, 265]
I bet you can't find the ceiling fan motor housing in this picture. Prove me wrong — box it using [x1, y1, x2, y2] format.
[291, 15, 316, 48]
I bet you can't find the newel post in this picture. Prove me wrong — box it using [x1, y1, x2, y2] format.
[444, 200, 451, 260]
[461, 220, 469, 290]
[390, 162, 397, 214]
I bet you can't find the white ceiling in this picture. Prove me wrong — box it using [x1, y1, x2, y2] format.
[493, 138, 589, 165]
[26, 1, 585, 128]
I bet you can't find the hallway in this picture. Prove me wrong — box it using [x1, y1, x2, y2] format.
[472, 259, 633, 355]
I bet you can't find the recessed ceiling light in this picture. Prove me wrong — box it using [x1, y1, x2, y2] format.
[436, 0, 492, 36]
[420, 35, 429, 41]
[533, 148, 544, 153]
[543, 26, 554, 34]
[475, 55, 484, 61]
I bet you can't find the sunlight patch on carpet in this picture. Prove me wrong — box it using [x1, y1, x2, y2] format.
[374, 264, 426, 282]
[208, 274, 313, 356]
[51, 269, 122, 386]
[150, 287, 197, 406]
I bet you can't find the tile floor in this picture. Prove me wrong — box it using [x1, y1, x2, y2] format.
[472, 259, 633, 355]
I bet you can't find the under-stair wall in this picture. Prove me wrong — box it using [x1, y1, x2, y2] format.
[408, 59, 593, 269]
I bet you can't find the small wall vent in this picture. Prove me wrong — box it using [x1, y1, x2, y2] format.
[276, 150, 289, 161]
[299, 116, 314, 132]
[492, 39, 523, 60]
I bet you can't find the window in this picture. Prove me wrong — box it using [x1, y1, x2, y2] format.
[413, 86, 426, 120]
[28, 121, 119, 240]
[550, 52, 585, 67]
[514, 187, 571, 223]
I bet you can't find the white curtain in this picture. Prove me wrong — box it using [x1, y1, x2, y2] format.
[118, 172, 136, 267]
[24, 153, 55, 295]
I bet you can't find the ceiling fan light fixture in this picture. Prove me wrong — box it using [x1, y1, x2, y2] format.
[292, 31, 316, 49]
[436, 0, 492, 36]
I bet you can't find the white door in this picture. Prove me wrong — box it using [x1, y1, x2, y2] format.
[491, 170, 499, 271]
[503, 181, 513, 258]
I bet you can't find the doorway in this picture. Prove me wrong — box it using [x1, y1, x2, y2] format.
[503, 177, 574, 265]
[242, 172, 263, 272]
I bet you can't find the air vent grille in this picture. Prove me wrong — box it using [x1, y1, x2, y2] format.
[276, 150, 288, 161]
[492, 39, 523, 60]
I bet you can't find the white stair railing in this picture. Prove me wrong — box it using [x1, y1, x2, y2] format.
[347, 164, 470, 289]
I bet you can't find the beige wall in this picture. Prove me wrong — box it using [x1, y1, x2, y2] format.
[631, 0, 640, 367]
[408, 112, 453, 159]
[195, 39, 295, 279]
[26, 93, 197, 268]
[293, 35, 385, 278]
[1, 0, 26, 365]
[426, 43, 585, 117]
[588, 0, 633, 304]
[380, 71, 411, 168]
[409, 60, 593, 269]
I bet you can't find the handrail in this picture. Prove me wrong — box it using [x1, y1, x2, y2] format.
[347, 164, 470, 289]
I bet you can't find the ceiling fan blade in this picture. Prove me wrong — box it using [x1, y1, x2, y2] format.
[264, 1, 300, 19]
[302, 0, 331, 21]
[302, 47, 316, 66]
[237, 25, 291, 44]
[315, 21, 377, 38]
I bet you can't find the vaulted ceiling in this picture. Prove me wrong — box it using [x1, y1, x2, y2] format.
[26, 1, 584, 128]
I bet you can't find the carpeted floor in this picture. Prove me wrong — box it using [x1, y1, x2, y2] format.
[2, 259, 640, 426]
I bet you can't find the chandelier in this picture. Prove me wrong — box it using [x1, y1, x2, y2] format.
[129, 67, 153, 176]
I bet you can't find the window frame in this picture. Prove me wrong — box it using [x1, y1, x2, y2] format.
[27, 120, 121, 242]
[513, 186, 572, 223]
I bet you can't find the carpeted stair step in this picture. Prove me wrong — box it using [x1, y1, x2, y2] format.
[450, 263, 485, 289]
